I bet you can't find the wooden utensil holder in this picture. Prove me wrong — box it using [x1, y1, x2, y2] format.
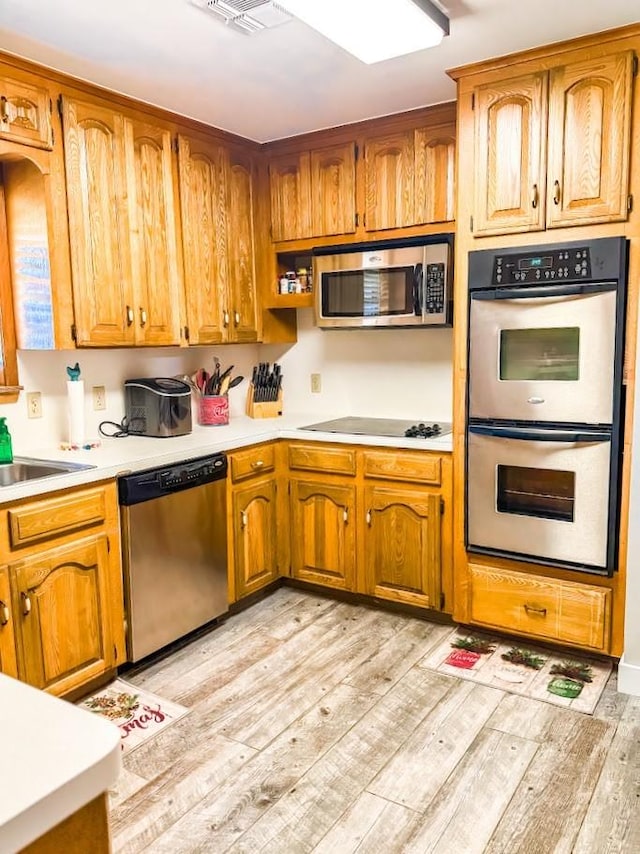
[246, 383, 283, 418]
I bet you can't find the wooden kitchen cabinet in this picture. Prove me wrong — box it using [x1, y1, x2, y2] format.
[0, 481, 126, 696]
[62, 95, 182, 346]
[0, 72, 53, 149]
[364, 124, 456, 231]
[228, 443, 279, 602]
[178, 133, 259, 344]
[269, 142, 356, 242]
[0, 565, 18, 678]
[472, 50, 634, 235]
[289, 478, 356, 591]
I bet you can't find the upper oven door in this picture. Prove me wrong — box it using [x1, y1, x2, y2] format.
[468, 284, 617, 424]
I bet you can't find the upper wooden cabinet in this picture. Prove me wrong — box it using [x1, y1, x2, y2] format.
[269, 142, 356, 242]
[473, 51, 634, 235]
[178, 134, 258, 344]
[62, 95, 182, 346]
[0, 73, 52, 149]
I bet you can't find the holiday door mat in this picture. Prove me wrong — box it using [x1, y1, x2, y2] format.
[421, 628, 612, 714]
[78, 678, 189, 753]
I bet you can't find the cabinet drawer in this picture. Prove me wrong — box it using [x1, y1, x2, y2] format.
[469, 563, 611, 652]
[363, 450, 441, 485]
[288, 443, 356, 476]
[230, 444, 276, 483]
[8, 487, 107, 548]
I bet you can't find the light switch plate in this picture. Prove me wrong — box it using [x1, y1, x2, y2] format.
[311, 373, 321, 393]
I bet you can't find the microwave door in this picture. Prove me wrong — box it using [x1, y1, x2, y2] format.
[468, 285, 617, 424]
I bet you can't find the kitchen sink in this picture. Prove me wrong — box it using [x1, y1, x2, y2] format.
[0, 457, 96, 487]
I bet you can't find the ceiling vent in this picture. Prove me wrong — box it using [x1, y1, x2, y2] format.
[191, 0, 292, 35]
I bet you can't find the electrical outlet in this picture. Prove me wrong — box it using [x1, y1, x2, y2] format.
[27, 391, 42, 419]
[310, 373, 322, 394]
[92, 385, 106, 411]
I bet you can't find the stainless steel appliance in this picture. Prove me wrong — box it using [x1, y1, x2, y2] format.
[300, 416, 452, 438]
[119, 453, 228, 662]
[124, 377, 192, 438]
[466, 237, 628, 576]
[313, 235, 453, 329]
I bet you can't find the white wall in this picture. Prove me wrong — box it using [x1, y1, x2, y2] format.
[0, 311, 453, 453]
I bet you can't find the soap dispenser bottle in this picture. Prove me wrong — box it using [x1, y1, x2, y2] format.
[0, 417, 13, 464]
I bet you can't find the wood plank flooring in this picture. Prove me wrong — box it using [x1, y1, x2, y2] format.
[110, 588, 640, 853]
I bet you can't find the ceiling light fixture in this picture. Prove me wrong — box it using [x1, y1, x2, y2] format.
[278, 0, 450, 64]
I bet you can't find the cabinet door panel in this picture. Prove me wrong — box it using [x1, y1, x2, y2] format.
[125, 120, 181, 345]
[547, 52, 633, 227]
[233, 478, 278, 598]
[310, 143, 356, 237]
[290, 480, 355, 590]
[269, 152, 312, 241]
[364, 132, 414, 231]
[62, 97, 133, 345]
[178, 134, 226, 344]
[474, 73, 547, 235]
[0, 75, 52, 149]
[363, 488, 441, 609]
[0, 566, 18, 678]
[13, 536, 114, 695]
[414, 126, 456, 224]
[226, 148, 258, 342]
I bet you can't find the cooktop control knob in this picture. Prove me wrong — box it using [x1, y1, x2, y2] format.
[404, 422, 442, 438]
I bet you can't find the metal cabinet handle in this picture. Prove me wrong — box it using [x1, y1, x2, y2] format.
[234, 311, 240, 326]
[524, 603, 547, 616]
[240, 511, 248, 528]
[531, 184, 539, 209]
[223, 309, 230, 327]
[366, 509, 372, 525]
[21, 592, 31, 616]
[139, 307, 147, 327]
[0, 96, 8, 124]
[126, 305, 134, 326]
[251, 460, 265, 469]
[553, 180, 561, 205]
[0, 600, 9, 626]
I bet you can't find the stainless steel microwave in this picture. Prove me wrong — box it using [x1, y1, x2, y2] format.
[313, 236, 453, 329]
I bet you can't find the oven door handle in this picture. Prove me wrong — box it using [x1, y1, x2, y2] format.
[468, 425, 611, 443]
[472, 282, 614, 301]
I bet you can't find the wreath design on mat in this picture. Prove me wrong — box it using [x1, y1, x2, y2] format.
[85, 691, 140, 721]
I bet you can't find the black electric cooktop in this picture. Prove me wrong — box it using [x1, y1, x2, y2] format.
[299, 416, 452, 439]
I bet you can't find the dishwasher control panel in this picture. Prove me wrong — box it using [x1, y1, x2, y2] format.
[119, 453, 227, 505]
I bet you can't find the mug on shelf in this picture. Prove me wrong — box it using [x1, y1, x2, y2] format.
[197, 394, 229, 426]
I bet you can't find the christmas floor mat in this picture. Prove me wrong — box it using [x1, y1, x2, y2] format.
[78, 678, 189, 753]
[421, 628, 612, 714]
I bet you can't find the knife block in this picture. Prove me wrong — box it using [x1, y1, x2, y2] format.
[246, 383, 283, 418]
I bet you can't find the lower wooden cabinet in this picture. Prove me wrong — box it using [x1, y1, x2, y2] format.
[232, 477, 279, 599]
[0, 565, 18, 678]
[363, 486, 442, 609]
[468, 563, 611, 652]
[289, 479, 356, 590]
[0, 482, 126, 695]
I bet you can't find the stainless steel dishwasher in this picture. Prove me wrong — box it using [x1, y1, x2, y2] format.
[118, 453, 228, 662]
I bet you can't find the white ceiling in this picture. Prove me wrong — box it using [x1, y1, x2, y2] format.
[0, 1, 638, 143]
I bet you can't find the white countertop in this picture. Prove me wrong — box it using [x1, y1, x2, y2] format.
[1, 412, 453, 504]
[0, 674, 121, 854]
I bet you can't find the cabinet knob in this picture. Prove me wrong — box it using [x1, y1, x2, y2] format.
[240, 510, 248, 528]
[234, 311, 240, 326]
[0, 600, 9, 626]
[523, 603, 547, 616]
[139, 307, 147, 327]
[531, 184, 539, 209]
[343, 508, 348, 523]
[553, 180, 561, 206]
[366, 509, 372, 525]
[126, 305, 134, 326]
[251, 459, 265, 469]
[223, 309, 230, 327]
[21, 592, 31, 617]
[0, 96, 8, 124]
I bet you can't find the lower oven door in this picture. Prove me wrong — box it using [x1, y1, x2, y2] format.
[467, 424, 613, 573]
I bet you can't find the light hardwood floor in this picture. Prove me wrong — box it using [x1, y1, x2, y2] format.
[109, 588, 640, 853]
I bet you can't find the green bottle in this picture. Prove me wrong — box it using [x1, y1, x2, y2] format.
[0, 417, 13, 464]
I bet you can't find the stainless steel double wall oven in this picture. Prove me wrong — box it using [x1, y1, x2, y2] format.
[466, 237, 628, 576]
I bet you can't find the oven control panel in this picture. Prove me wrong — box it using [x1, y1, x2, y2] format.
[492, 247, 592, 285]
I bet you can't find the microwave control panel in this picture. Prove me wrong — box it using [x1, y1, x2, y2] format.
[492, 247, 592, 285]
[425, 263, 446, 313]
